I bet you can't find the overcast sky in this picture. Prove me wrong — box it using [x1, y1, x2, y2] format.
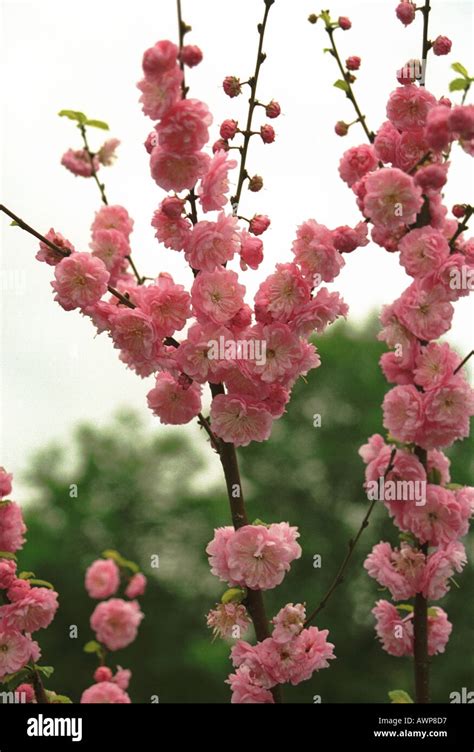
[1, 0, 473, 486]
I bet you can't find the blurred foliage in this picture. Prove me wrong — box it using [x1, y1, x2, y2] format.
[17, 319, 474, 703]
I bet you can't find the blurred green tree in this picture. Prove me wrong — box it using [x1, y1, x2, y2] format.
[19, 320, 473, 703]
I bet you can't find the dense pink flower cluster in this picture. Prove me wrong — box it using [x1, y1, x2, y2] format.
[0, 471, 58, 686]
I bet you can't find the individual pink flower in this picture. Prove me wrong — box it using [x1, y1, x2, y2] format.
[150, 147, 210, 192]
[142, 40, 178, 77]
[0, 502, 26, 553]
[227, 666, 274, 704]
[387, 86, 436, 131]
[425, 105, 453, 152]
[0, 630, 40, 680]
[94, 666, 113, 683]
[210, 394, 273, 447]
[394, 281, 454, 341]
[372, 600, 414, 657]
[174, 323, 230, 383]
[248, 323, 303, 384]
[85, 559, 120, 599]
[359, 433, 386, 464]
[249, 215, 270, 236]
[191, 268, 245, 324]
[156, 99, 212, 154]
[90, 598, 144, 651]
[138, 274, 191, 337]
[90, 229, 130, 283]
[393, 128, 429, 172]
[185, 214, 239, 271]
[223, 76, 242, 97]
[374, 121, 401, 164]
[399, 227, 450, 278]
[396, 1, 416, 26]
[147, 372, 202, 425]
[98, 138, 120, 166]
[61, 149, 99, 177]
[363, 168, 423, 230]
[91, 205, 134, 239]
[335, 121, 349, 137]
[427, 608, 452, 655]
[0, 559, 16, 589]
[338, 144, 378, 187]
[16, 683, 35, 703]
[239, 230, 264, 270]
[36, 229, 74, 266]
[421, 378, 474, 449]
[427, 449, 451, 485]
[346, 56, 361, 71]
[266, 100, 281, 118]
[7, 578, 31, 602]
[81, 681, 131, 704]
[338, 16, 351, 30]
[1, 587, 58, 632]
[287, 289, 348, 338]
[332, 222, 368, 253]
[206, 603, 251, 640]
[125, 573, 147, 599]
[52, 253, 109, 311]
[220, 119, 238, 140]
[206, 526, 234, 583]
[151, 207, 191, 251]
[448, 105, 474, 140]
[260, 124, 275, 144]
[413, 342, 460, 390]
[224, 523, 301, 590]
[271, 603, 306, 644]
[364, 542, 425, 600]
[414, 163, 449, 192]
[137, 67, 183, 121]
[255, 263, 311, 322]
[180, 44, 203, 67]
[197, 152, 237, 213]
[421, 541, 467, 600]
[113, 667, 132, 690]
[0, 468, 13, 498]
[402, 485, 468, 546]
[292, 220, 344, 283]
[433, 36, 452, 56]
[109, 308, 156, 368]
[382, 384, 424, 443]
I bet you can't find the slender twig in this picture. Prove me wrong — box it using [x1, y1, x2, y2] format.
[31, 668, 49, 704]
[230, 0, 275, 213]
[304, 447, 396, 627]
[454, 349, 474, 374]
[449, 205, 473, 250]
[321, 20, 374, 143]
[79, 124, 109, 206]
[419, 0, 432, 87]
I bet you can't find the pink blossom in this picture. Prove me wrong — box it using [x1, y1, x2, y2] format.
[7, 578, 31, 602]
[401, 485, 468, 546]
[372, 600, 413, 657]
[433, 36, 452, 56]
[0, 630, 41, 680]
[52, 253, 109, 311]
[157, 99, 212, 154]
[248, 323, 304, 384]
[174, 323, 231, 383]
[338, 144, 378, 187]
[249, 215, 271, 236]
[227, 666, 274, 704]
[36, 229, 74, 266]
[364, 542, 425, 600]
[271, 603, 306, 643]
[224, 523, 301, 590]
[185, 213, 239, 271]
[0, 468, 13, 498]
[260, 125, 275, 144]
[91, 205, 134, 239]
[61, 148, 99, 177]
[90, 598, 144, 651]
[414, 163, 449, 192]
[206, 603, 251, 640]
[359, 434, 386, 464]
[292, 220, 344, 282]
[374, 121, 401, 164]
[396, 1, 416, 26]
[338, 16, 351, 30]
[335, 121, 349, 137]
[151, 207, 192, 251]
[85, 559, 120, 599]
[0, 559, 16, 589]
[346, 56, 361, 71]
[223, 76, 242, 97]
[16, 683, 35, 703]
[421, 541, 467, 600]
[266, 100, 281, 118]
[288, 289, 348, 338]
[1, 587, 58, 632]
[220, 119, 238, 140]
[363, 168, 423, 230]
[125, 573, 147, 599]
[94, 666, 113, 683]
[191, 268, 245, 324]
[414, 342, 460, 390]
[81, 681, 131, 704]
[113, 667, 132, 690]
[210, 394, 273, 447]
[427, 449, 451, 485]
[98, 139, 120, 166]
[425, 105, 453, 152]
[142, 40, 178, 77]
[382, 384, 424, 443]
[137, 67, 183, 120]
[399, 227, 450, 278]
[213, 138, 229, 153]
[240, 230, 264, 270]
[421, 377, 474, 449]
[206, 526, 234, 583]
[387, 86, 436, 131]
[180, 44, 203, 68]
[150, 147, 210, 192]
[138, 274, 191, 337]
[0, 502, 26, 553]
[394, 128, 429, 172]
[448, 105, 474, 140]
[394, 281, 454, 341]
[332, 222, 368, 253]
[197, 152, 237, 213]
[147, 372, 202, 425]
[427, 608, 452, 655]
[255, 263, 311, 322]
[90, 229, 130, 283]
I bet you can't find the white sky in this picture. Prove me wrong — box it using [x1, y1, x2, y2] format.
[1, 0, 473, 482]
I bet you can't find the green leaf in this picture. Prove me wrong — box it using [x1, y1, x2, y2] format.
[18, 571, 36, 580]
[320, 10, 331, 25]
[45, 691, 73, 704]
[334, 79, 350, 93]
[221, 587, 247, 605]
[251, 518, 268, 527]
[35, 665, 54, 679]
[451, 62, 469, 78]
[428, 607, 441, 617]
[9, 220, 19, 226]
[446, 482, 463, 490]
[0, 551, 17, 561]
[449, 78, 469, 92]
[102, 549, 139, 573]
[1, 668, 31, 686]
[58, 110, 87, 124]
[28, 578, 55, 590]
[83, 640, 101, 654]
[84, 119, 110, 131]
[389, 689, 414, 704]
[396, 604, 414, 613]
[323, 48, 335, 56]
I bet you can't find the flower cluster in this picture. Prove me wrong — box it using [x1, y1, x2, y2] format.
[205, 524, 335, 702]
[81, 554, 146, 703]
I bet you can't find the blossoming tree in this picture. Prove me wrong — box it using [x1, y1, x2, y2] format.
[0, 0, 472, 704]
